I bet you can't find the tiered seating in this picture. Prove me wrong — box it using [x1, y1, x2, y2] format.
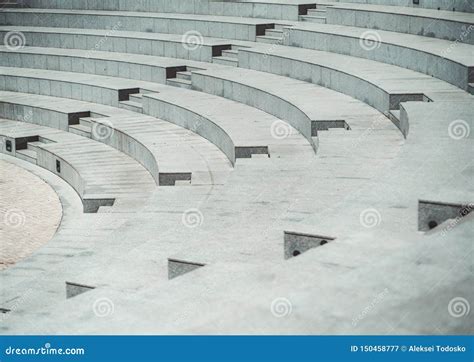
[0, 91, 232, 185]
[0, 0, 472, 335]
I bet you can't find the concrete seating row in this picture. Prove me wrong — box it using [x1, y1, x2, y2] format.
[0, 8, 293, 41]
[0, 118, 156, 212]
[0, 67, 309, 165]
[325, 3, 474, 44]
[235, 44, 474, 134]
[283, 22, 474, 91]
[21, 0, 318, 21]
[0, 90, 232, 186]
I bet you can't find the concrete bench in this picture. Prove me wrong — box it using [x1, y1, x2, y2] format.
[325, 3, 474, 44]
[0, 90, 232, 186]
[142, 87, 308, 165]
[0, 26, 243, 62]
[22, 0, 318, 21]
[0, 8, 292, 41]
[0, 118, 156, 212]
[284, 22, 474, 91]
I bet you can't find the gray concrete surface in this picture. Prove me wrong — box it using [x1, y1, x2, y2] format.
[0, 0, 472, 336]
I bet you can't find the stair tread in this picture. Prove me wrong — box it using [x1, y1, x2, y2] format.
[69, 124, 91, 132]
[167, 78, 192, 85]
[257, 35, 281, 40]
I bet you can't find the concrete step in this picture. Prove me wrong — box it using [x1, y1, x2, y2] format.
[221, 49, 239, 60]
[69, 123, 92, 138]
[0, 1, 20, 8]
[212, 56, 238, 67]
[119, 100, 143, 113]
[176, 71, 192, 81]
[265, 29, 284, 38]
[308, 9, 327, 16]
[166, 78, 193, 89]
[299, 15, 327, 23]
[16, 148, 37, 163]
[256, 35, 282, 44]
[469, 83, 473, 95]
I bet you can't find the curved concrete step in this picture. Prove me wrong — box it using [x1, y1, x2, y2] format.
[0, 118, 156, 212]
